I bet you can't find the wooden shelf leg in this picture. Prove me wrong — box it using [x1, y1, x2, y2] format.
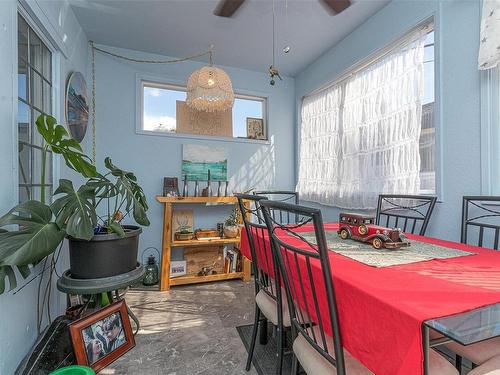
[160, 202, 172, 291]
[242, 256, 252, 282]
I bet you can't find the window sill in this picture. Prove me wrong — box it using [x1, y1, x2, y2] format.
[135, 130, 271, 145]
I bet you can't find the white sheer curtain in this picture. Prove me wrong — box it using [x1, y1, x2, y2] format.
[479, 0, 500, 70]
[296, 85, 342, 203]
[297, 31, 427, 209]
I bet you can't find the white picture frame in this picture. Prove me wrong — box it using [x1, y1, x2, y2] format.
[170, 260, 187, 278]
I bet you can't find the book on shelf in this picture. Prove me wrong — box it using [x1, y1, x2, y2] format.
[223, 246, 240, 273]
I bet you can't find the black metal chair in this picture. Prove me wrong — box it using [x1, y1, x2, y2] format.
[260, 200, 350, 375]
[260, 200, 458, 375]
[253, 190, 299, 224]
[376, 194, 438, 235]
[438, 196, 500, 372]
[236, 193, 289, 375]
[461, 196, 500, 249]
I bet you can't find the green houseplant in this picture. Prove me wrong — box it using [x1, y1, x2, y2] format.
[0, 115, 150, 293]
[224, 208, 241, 239]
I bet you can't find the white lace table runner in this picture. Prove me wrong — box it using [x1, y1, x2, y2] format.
[299, 231, 475, 267]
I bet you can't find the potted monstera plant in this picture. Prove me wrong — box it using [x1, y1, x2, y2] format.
[0, 115, 150, 293]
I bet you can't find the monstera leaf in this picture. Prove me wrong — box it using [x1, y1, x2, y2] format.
[104, 157, 150, 226]
[0, 200, 65, 292]
[87, 174, 119, 199]
[36, 115, 97, 178]
[51, 179, 97, 241]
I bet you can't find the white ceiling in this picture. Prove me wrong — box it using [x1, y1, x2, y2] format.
[70, 0, 391, 76]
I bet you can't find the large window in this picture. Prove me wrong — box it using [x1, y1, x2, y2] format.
[140, 81, 267, 140]
[18, 14, 53, 203]
[297, 23, 435, 209]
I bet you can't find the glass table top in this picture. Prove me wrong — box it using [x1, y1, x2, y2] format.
[425, 303, 500, 346]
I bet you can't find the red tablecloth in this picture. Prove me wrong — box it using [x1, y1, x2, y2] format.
[239, 222, 500, 375]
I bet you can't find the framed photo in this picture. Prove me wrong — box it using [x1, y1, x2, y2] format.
[69, 301, 135, 373]
[246, 117, 265, 140]
[170, 260, 187, 278]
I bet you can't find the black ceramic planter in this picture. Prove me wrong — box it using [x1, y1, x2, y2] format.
[68, 225, 142, 279]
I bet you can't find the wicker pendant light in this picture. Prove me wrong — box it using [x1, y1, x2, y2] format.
[186, 47, 234, 112]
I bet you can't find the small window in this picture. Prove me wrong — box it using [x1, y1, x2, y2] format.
[141, 81, 267, 140]
[364, 219, 372, 224]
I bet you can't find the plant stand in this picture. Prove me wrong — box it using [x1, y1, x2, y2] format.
[56, 264, 145, 334]
[156, 196, 252, 291]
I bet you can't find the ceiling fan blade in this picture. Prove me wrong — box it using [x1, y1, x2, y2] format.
[321, 0, 351, 15]
[214, 0, 245, 17]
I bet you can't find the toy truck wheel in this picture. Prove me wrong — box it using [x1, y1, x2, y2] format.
[372, 237, 383, 249]
[359, 224, 368, 235]
[339, 229, 350, 240]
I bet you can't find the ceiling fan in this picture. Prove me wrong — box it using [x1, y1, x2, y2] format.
[214, 0, 352, 17]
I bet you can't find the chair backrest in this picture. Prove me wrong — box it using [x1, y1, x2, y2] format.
[235, 193, 280, 301]
[253, 190, 299, 224]
[461, 196, 500, 249]
[260, 200, 346, 375]
[376, 194, 437, 235]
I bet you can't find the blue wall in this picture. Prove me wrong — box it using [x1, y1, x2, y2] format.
[92, 45, 296, 262]
[295, 0, 482, 241]
[0, 1, 89, 373]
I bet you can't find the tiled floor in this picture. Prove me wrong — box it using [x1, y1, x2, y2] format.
[102, 280, 259, 375]
[99, 279, 472, 375]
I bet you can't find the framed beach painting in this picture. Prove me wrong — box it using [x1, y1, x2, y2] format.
[182, 144, 227, 181]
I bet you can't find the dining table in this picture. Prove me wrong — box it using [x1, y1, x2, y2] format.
[239, 222, 500, 375]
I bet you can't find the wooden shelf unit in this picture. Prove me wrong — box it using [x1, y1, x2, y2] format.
[156, 195, 251, 291]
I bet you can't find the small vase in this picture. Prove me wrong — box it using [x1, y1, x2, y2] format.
[224, 226, 239, 239]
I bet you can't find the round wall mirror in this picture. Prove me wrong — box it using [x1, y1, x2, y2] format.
[65, 71, 89, 143]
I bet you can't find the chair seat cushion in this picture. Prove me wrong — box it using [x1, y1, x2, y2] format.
[446, 338, 500, 365]
[293, 333, 373, 375]
[430, 328, 500, 365]
[469, 354, 500, 375]
[255, 289, 291, 327]
[293, 326, 458, 375]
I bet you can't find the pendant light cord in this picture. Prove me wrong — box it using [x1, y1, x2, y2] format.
[90, 43, 212, 64]
[91, 41, 96, 165]
[272, 0, 276, 66]
[89, 41, 215, 163]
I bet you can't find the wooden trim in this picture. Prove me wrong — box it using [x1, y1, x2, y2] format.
[156, 196, 237, 204]
[242, 257, 252, 282]
[160, 202, 172, 290]
[172, 238, 240, 247]
[170, 272, 244, 286]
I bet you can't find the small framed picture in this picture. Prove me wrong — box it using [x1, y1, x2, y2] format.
[171, 260, 187, 278]
[246, 117, 265, 140]
[69, 301, 135, 373]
